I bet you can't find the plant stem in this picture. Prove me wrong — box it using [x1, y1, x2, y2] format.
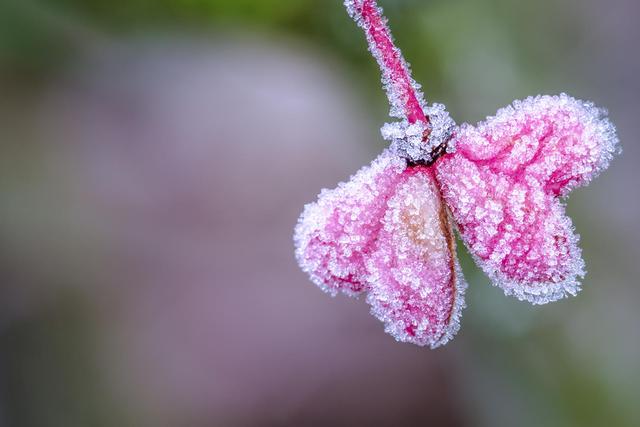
[345, 0, 428, 125]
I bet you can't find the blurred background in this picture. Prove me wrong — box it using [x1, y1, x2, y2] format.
[1, 0, 639, 426]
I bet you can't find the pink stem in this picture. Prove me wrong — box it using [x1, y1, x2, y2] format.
[345, 0, 428, 125]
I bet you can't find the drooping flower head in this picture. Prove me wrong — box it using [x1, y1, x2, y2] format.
[294, 0, 620, 347]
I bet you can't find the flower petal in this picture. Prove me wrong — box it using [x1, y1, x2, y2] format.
[366, 168, 466, 347]
[436, 94, 619, 304]
[294, 150, 406, 295]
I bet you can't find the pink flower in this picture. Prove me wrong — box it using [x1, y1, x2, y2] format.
[294, 0, 620, 347]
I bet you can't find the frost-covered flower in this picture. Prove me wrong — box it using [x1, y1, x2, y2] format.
[294, 0, 620, 348]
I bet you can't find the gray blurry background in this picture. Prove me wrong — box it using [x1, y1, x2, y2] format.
[1, 0, 639, 426]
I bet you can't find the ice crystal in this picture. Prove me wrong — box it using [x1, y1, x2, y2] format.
[294, 1, 620, 346]
[382, 103, 456, 164]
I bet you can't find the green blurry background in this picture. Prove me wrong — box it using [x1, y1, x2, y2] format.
[1, 1, 638, 426]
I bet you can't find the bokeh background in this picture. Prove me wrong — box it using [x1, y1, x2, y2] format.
[1, 0, 639, 426]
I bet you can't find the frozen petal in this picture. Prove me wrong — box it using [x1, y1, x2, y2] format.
[452, 94, 619, 195]
[295, 153, 466, 346]
[294, 150, 406, 295]
[366, 168, 466, 347]
[436, 94, 619, 304]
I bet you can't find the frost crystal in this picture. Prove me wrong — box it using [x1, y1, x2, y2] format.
[382, 103, 456, 164]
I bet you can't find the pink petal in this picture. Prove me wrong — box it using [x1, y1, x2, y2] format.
[436, 94, 619, 304]
[294, 150, 406, 295]
[295, 152, 466, 346]
[366, 167, 466, 347]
